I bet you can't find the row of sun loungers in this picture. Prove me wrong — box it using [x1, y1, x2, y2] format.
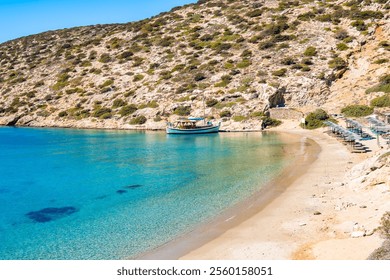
[324, 121, 370, 153]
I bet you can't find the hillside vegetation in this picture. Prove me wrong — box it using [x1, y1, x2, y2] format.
[0, 0, 389, 129]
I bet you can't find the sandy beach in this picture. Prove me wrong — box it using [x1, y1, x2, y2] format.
[179, 121, 389, 260]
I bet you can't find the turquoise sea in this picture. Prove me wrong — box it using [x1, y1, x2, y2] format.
[0, 127, 291, 260]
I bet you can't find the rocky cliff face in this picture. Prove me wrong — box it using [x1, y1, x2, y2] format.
[0, 0, 389, 129]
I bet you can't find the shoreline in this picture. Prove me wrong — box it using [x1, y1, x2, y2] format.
[179, 123, 388, 260]
[0, 123, 264, 133]
[138, 131, 321, 259]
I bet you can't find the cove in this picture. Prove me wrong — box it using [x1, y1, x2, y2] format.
[0, 127, 291, 259]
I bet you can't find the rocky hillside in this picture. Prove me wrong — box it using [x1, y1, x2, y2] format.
[0, 0, 389, 130]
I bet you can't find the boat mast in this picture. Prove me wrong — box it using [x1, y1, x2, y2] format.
[203, 93, 206, 125]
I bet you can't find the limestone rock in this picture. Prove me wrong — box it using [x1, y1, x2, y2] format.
[258, 85, 285, 111]
[351, 223, 366, 238]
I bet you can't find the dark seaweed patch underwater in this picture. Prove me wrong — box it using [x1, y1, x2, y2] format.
[26, 207, 78, 223]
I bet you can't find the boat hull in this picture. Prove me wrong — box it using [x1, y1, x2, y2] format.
[166, 124, 220, 134]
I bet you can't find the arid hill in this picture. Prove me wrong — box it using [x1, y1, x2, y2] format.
[0, 0, 389, 130]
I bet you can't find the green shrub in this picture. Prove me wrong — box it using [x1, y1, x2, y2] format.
[259, 40, 275, 50]
[210, 42, 232, 53]
[371, 94, 390, 107]
[37, 110, 50, 117]
[304, 109, 330, 129]
[8, 74, 27, 84]
[262, 21, 289, 36]
[366, 74, 390, 94]
[132, 56, 144, 67]
[65, 88, 83, 95]
[237, 59, 251, 68]
[124, 90, 135, 97]
[107, 37, 124, 49]
[194, 73, 206, 81]
[248, 35, 261, 43]
[89, 50, 97, 60]
[224, 61, 235, 69]
[172, 64, 186, 72]
[141, 100, 159, 108]
[316, 14, 332, 22]
[99, 79, 114, 88]
[149, 63, 160, 71]
[378, 212, 390, 239]
[66, 107, 91, 119]
[262, 117, 281, 127]
[58, 111, 68, 117]
[301, 58, 313, 65]
[130, 115, 147, 125]
[246, 9, 262, 17]
[200, 34, 214, 41]
[304, 46, 317, 56]
[100, 112, 112, 119]
[160, 70, 172, 80]
[272, 68, 287, 77]
[100, 87, 112, 94]
[351, 10, 383, 20]
[241, 49, 252, 58]
[336, 43, 349, 51]
[278, 43, 290, 49]
[23, 91, 36, 98]
[112, 98, 126, 108]
[93, 107, 112, 118]
[298, 11, 316, 21]
[233, 115, 248, 122]
[380, 74, 390, 85]
[10, 97, 22, 107]
[328, 57, 347, 70]
[118, 50, 134, 60]
[375, 0, 388, 4]
[215, 75, 232, 87]
[379, 41, 390, 51]
[206, 99, 218, 107]
[220, 110, 232, 118]
[154, 115, 162, 122]
[133, 74, 144, 82]
[52, 73, 70, 90]
[119, 104, 138, 116]
[281, 57, 296, 65]
[174, 106, 191, 116]
[343, 36, 354, 43]
[34, 80, 45, 88]
[341, 105, 373, 117]
[250, 111, 264, 118]
[44, 94, 53, 101]
[90, 68, 102, 75]
[334, 29, 349, 40]
[351, 20, 367, 31]
[374, 59, 388, 64]
[99, 53, 112, 63]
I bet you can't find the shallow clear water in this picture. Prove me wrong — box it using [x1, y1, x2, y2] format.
[0, 127, 290, 259]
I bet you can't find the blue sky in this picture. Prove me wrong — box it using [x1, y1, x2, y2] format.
[0, 0, 196, 43]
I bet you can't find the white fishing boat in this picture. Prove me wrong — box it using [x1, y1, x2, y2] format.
[166, 117, 220, 134]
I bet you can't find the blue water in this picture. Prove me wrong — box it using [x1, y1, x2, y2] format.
[0, 127, 290, 260]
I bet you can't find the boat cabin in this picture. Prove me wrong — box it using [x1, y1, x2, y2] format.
[175, 119, 197, 129]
